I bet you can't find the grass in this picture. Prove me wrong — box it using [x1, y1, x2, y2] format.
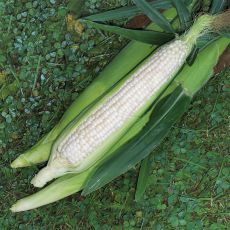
[0, 0, 229, 229]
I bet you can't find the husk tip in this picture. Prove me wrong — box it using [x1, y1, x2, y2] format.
[11, 155, 31, 168]
[10, 203, 24, 213]
[10, 204, 18, 213]
[31, 162, 67, 188]
[31, 173, 47, 188]
[10, 200, 33, 213]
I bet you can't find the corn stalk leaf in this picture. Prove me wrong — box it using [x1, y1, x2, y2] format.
[83, 19, 174, 44]
[135, 155, 152, 202]
[82, 86, 191, 195]
[83, 0, 191, 22]
[210, 0, 227, 14]
[132, 0, 174, 32]
[171, 0, 192, 30]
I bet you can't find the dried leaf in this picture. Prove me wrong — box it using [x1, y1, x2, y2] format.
[66, 14, 84, 34]
[214, 44, 230, 74]
[125, 15, 151, 29]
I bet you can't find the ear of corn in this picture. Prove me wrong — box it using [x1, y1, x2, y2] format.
[32, 39, 191, 187]
[30, 14, 218, 188]
[11, 37, 230, 212]
[10, 7, 180, 168]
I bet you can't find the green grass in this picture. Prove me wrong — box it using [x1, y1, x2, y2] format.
[0, 0, 229, 229]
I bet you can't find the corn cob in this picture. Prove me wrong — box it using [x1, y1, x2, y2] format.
[31, 15, 215, 188]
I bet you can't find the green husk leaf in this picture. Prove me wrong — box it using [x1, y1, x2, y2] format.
[196, 33, 220, 51]
[171, 0, 192, 30]
[210, 0, 227, 14]
[135, 155, 152, 202]
[83, 19, 174, 44]
[133, 0, 174, 32]
[83, 0, 191, 22]
[10, 172, 90, 212]
[175, 37, 230, 96]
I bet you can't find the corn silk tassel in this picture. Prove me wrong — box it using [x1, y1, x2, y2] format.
[29, 12, 229, 188]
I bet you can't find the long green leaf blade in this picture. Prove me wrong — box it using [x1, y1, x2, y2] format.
[172, 0, 192, 30]
[84, 0, 191, 22]
[135, 155, 152, 202]
[133, 0, 174, 32]
[83, 20, 174, 44]
[82, 86, 191, 195]
[210, 0, 227, 14]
